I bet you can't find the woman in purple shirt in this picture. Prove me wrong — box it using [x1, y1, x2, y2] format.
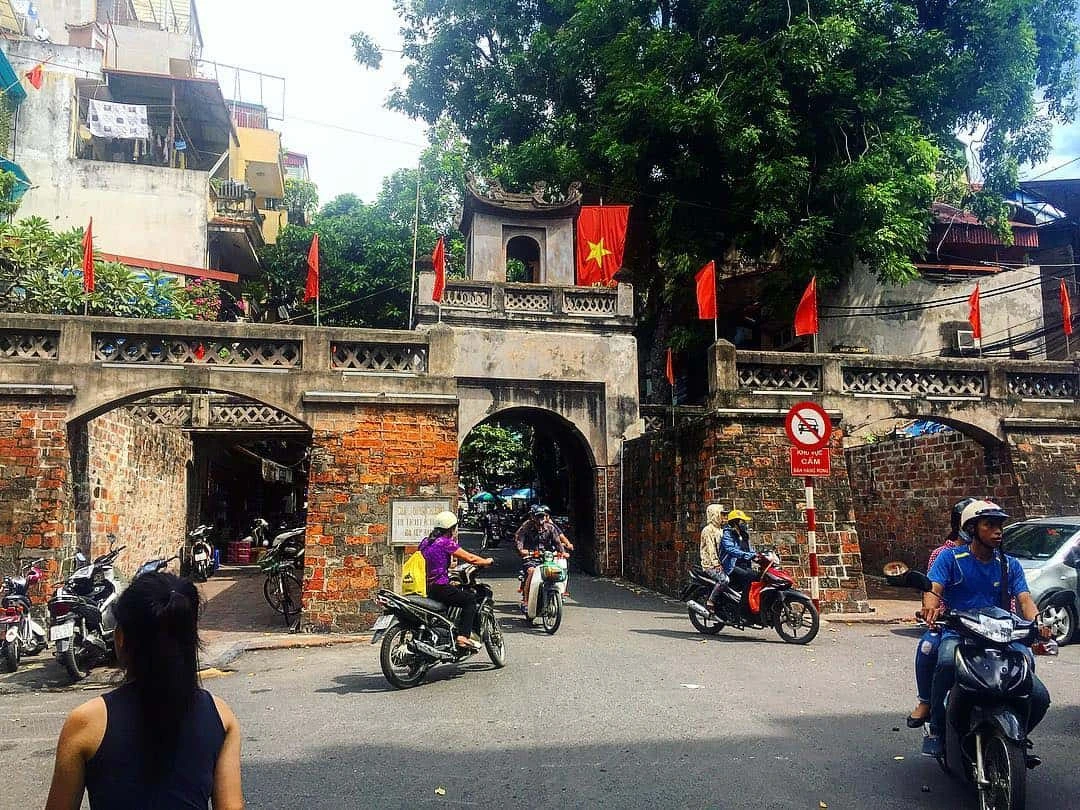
[420, 511, 493, 650]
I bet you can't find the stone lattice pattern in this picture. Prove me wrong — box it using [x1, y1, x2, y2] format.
[505, 289, 553, 313]
[441, 286, 491, 310]
[1007, 372, 1079, 399]
[93, 334, 301, 367]
[843, 368, 986, 397]
[564, 289, 617, 316]
[331, 343, 428, 373]
[127, 403, 193, 427]
[623, 414, 868, 612]
[738, 363, 821, 392]
[0, 330, 59, 361]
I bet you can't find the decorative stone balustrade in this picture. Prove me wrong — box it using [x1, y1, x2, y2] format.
[331, 342, 428, 374]
[0, 329, 59, 361]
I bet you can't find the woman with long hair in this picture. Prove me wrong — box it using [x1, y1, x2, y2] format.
[45, 572, 244, 809]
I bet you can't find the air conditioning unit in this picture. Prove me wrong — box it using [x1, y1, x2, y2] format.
[955, 329, 977, 354]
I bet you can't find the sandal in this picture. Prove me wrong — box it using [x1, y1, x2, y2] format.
[456, 638, 482, 651]
[906, 703, 930, 728]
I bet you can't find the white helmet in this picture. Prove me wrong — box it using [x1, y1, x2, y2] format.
[433, 510, 458, 530]
[959, 500, 1009, 532]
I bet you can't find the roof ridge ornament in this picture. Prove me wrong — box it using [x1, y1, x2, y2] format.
[464, 172, 582, 209]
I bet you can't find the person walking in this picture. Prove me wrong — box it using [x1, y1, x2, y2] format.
[45, 572, 244, 810]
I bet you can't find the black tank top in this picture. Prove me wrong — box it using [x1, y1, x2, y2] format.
[85, 682, 226, 809]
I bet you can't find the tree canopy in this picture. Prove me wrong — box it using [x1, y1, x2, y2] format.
[360, 0, 1079, 373]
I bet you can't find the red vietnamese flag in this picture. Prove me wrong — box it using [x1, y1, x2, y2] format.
[968, 283, 982, 339]
[303, 233, 319, 303]
[25, 64, 43, 90]
[431, 236, 446, 302]
[1060, 279, 1073, 337]
[576, 205, 630, 286]
[794, 276, 818, 336]
[665, 347, 675, 386]
[82, 219, 94, 293]
[695, 260, 717, 320]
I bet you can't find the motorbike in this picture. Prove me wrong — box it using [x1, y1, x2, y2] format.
[370, 563, 506, 689]
[885, 562, 1049, 810]
[681, 551, 820, 644]
[0, 558, 48, 672]
[520, 550, 569, 634]
[182, 524, 218, 582]
[242, 518, 272, 548]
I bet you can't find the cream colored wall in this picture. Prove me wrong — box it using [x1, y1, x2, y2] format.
[235, 126, 284, 199]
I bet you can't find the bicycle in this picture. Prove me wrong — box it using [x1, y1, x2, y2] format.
[261, 558, 303, 626]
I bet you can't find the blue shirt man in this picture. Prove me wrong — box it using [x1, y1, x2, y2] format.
[927, 546, 1028, 611]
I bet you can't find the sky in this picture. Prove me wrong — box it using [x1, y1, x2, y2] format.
[197, 0, 425, 204]
[195, 1, 1080, 202]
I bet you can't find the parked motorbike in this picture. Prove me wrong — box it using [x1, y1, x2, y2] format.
[884, 562, 1048, 810]
[242, 518, 272, 548]
[370, 563, 506, 689]
[182, 524, 217, 581]
[521, 550, 569, 634]
[682, 551, 820, 644]
[0, 558, 48, 672]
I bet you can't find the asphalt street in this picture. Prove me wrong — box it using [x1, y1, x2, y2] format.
[1, 535, 1078, 809]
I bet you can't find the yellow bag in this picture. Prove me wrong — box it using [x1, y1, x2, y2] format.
[401, 550, 427, 597]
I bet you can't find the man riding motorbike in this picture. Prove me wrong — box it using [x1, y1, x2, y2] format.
[920, 500, 1052, 759]
[419, 511, 494, 651]
[699, 504, 728, 612]
[718, 510, 759, 611]
[907, 496, 977, 728]
[515, 505, 573, 614]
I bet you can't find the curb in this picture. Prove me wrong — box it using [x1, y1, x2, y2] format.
[822, 614, 918, 626]
[201, 633, 371, 671]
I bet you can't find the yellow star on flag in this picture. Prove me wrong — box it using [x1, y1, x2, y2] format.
[586, 238, 614, 268]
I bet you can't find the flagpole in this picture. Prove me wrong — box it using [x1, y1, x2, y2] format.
[315, 291, 320, 328]
[408, 159, 421, 330]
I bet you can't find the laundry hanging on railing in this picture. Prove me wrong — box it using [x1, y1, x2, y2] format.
[87, 99, 150, 139]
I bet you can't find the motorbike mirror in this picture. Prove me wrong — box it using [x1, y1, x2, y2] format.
[883, 561, 909, 577]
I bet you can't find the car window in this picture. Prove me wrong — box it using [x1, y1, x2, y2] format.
[1002, 523, 1079, 560]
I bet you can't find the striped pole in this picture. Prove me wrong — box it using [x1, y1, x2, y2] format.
[805, 476, 819, 609]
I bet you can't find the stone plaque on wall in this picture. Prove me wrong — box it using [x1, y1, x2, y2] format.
[390, 498, 451, 547]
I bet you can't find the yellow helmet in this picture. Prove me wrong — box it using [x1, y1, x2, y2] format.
[727, 509, 751, 523]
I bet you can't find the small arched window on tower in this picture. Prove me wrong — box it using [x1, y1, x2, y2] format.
[505, 235, 541, 283]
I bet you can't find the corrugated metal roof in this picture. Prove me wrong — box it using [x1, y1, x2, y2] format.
[131, 0, 192, 33]
[0, 0, 20, 35]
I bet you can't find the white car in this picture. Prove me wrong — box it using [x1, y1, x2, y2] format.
[1002, 517, 1080, 645]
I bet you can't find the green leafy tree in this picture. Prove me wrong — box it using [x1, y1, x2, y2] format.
[360, 0, 1078, 389]
[284, 177, 320, 219]
[459, 423, 534, 490]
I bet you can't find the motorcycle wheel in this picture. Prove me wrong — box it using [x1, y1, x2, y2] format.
[773, 599, 820, 644]
[688, 604, 724, 635]
[2, 639, 19, 673]
[481, 612, 506, 667]
[542, 591, 562, 635]
[979, 732, 1026, 810]
[379, 625, 430, 689]
[61, 644, 89, 682]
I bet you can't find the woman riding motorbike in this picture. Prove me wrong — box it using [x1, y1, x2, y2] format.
[419, 511, 493, 651]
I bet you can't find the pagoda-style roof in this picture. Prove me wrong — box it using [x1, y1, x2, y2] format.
[459, 173, 582, 233]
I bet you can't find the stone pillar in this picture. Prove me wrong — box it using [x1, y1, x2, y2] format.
[301, 402, 458, 631]
[707, 340, 738, 406]
[592, 465, 621, 577]
[0, 397, 74, 588]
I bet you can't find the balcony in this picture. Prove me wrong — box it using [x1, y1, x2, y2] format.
[208, 181, 264, 278]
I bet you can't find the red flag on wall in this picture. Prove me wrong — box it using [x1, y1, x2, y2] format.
[432, 236, 446, 302]
[968, 283, 982, 339]
[794, 276, 818, 336]
[82, 219, 94, 293]
[695, 260, 717, 320]
[25, 64, 43, 90]
[576, 205, 630, 286]
[665, 347, 675, 386]
[304, 233, 319, 303]
[1060, 279, 1073, 337]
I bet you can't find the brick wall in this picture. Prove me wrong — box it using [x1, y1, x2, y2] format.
[623, 416, 868, 612]
[1007, 429, 1080, 517]
[845, 430, 1021, 574]
[592, 466, 620, 576]
[302, 404, 458, 632]
[0, 398, 72, 585]
[71, 408, 192, 578]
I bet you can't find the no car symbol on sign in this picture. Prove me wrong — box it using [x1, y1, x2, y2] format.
[784, 402, 832, 451]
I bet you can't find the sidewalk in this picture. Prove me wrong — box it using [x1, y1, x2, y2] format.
[822, 578, 920, 625]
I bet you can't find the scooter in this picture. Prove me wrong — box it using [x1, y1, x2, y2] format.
[682, 551, 820, 644]
[0, 558, 48, 672]
[885, 561, 1049, 810]
[370, 563, 506, 689]
[521, 550, 569, 634]
[182, 525, 217, 581]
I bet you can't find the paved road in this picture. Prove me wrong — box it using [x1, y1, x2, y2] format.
[2, 537, 1078, 809]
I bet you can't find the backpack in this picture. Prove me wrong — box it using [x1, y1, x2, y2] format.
[401, 548, 427, 597]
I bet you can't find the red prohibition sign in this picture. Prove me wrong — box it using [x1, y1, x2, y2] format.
[784, 401, 832, 451]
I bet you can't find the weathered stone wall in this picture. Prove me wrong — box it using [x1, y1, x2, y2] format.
[71, 408, 192, 578]
[0, 398, 72, 586]
[593, 465, 620, 576]
[845, 431, 1022, 574]
[1006, 429, 1080, 518]
[303, 404, 459, 631]
[623, 415, 868, 612]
